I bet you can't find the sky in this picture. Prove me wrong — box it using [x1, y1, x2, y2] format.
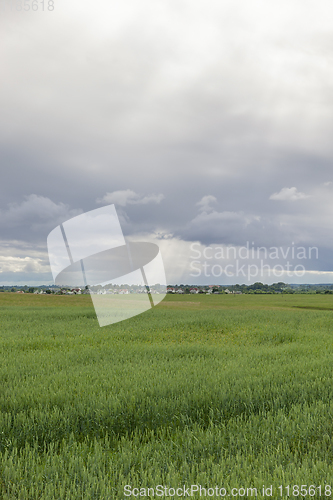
[1, 0, 333, 286]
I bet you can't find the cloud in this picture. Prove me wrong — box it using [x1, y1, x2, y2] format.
[2, 1, 333, 284]
[96, 190, 164, 207]
[0, 195, 82, 243]
[1, 195, 80, 225]
[269, 187, 310, 201]
[181, 209, 273, 246]
[0, 256, 48, 274]
[196, 195, 217, 212]
[0, 240, 53, 284]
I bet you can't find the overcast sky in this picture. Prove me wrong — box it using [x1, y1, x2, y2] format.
[1, 0, 333, 285]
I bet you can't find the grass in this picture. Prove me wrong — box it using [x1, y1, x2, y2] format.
[0, 293, 333, 498]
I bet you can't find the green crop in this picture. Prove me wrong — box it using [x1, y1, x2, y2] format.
[0, 293, 333, 499]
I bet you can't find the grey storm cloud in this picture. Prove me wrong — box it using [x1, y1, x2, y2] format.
[1, 0, 333, 284]
[0, 195, 82, 242]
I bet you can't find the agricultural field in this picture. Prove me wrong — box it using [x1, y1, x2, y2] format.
[0, 292, 333, 499]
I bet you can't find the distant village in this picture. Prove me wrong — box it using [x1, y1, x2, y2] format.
[1, 282, 333, 294]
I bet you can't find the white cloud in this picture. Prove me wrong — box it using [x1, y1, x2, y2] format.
[0, 256, 49, 274]
[196, 195, 217, 212]
[126, 232, 193, 285]
[139, 193, 165, 205]
[269, 187, 310, 201]
[0, 241, 52, 284]
[97, 190, 164, 207]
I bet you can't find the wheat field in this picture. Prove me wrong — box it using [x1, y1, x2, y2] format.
[0, 293, 333, 499]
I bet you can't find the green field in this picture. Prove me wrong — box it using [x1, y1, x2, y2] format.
[1, 293, 333, 499]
